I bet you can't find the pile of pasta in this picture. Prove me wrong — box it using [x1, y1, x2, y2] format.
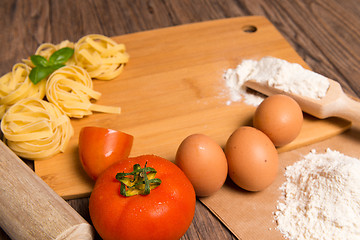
[0, 34, 129, 160]
[1, 98, 73, 160]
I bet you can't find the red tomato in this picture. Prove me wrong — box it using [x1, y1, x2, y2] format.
[78, 126, 133, 180]
[89, 155, 196, 240]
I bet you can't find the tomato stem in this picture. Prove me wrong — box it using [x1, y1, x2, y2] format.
[116, 162, 161, 197]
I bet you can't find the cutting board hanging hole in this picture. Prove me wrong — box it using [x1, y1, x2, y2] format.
[242, 25, 257, 33]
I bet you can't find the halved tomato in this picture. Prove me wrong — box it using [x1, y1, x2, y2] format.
[78, 126, 133, 180]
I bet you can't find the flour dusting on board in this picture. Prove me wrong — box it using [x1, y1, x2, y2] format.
[223, 57, 330, 106]
[274, 149, 360, 240]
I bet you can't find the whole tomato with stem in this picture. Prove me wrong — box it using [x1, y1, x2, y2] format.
[89, 155, 196, 240]
[78, 126, 133, 180]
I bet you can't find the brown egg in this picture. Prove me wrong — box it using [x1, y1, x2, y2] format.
[253, 94, 303, 147]
[175, 134, 228, 197]
[225, 126, 278, 192]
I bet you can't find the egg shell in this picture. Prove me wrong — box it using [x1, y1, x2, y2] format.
[225, 126, 278, 192]
[175, 134, 228, 197]
[253, 94, 303, 147]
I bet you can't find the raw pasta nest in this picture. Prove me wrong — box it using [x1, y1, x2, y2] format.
[46, 65, 120, 118]
[23, 40, 76, 67]
[74, 34, 129, 80]
[0, 63, 46, 119]
[1, 98, 74, 160]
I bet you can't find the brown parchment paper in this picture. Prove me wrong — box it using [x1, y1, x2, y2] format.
[200, 123, 360, 240]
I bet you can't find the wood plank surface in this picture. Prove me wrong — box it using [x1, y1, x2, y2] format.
[1, 1, 359, 240]
[33, 16, 350, 200]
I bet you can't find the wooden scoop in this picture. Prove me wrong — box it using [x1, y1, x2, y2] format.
[244, 79, 360, 123]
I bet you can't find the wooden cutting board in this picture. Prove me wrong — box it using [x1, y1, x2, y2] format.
[34, 16, 350, 199]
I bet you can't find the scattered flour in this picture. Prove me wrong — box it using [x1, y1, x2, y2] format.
[223, 57, 330, 106]
[274, 148, 360, 240]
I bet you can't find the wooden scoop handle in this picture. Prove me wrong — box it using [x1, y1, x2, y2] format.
[323, 82, 360, 122]
[0, 141, 94, 240]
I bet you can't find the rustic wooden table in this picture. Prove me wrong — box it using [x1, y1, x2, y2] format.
[0, 0, 359, 239]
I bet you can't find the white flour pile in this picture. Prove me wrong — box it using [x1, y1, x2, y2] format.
[274, 149, 360, 240]
[223, 57, 330, 106]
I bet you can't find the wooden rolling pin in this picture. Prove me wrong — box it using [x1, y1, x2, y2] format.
[0, 140, 94, 240]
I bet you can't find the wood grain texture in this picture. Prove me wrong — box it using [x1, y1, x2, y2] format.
[0, 0, 359, 239]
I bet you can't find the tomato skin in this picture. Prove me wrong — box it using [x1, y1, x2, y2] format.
[89, 155, 196, 240]
[78, 127, 133, 180]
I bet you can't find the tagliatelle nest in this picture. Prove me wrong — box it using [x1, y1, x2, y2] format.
[74, 34, 129, 80]
[46, 65, 120, 118]
[23, 40, 76, 67]
[0, 63, 46, 119]
[1, 98, 73, 160]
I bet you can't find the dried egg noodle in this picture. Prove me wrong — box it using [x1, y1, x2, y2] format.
[23, 40, 76, 67]
[0, 63, 46, 119]
[1, 98, 73, 160]
[46, 65, 121, 118]
[74, 34, 129, 80]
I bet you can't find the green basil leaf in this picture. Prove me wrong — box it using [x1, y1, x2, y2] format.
[51, 63, 66, 71]
[49, 47, 74, 65]
[29, 66, 55, 84]
[30, 55, 49, 67]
